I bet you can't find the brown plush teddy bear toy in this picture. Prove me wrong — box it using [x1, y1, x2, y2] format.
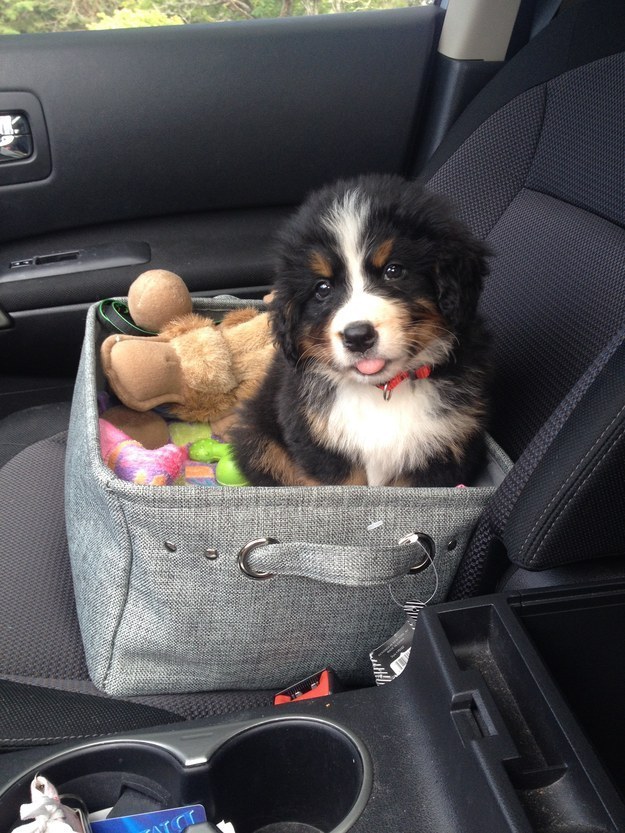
[100, 270, 274, 437]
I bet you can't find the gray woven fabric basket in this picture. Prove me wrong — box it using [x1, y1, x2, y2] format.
[65, 299, 512, 696]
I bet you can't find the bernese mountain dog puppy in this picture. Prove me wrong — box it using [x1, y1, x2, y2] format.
[231, 174, 490, 487]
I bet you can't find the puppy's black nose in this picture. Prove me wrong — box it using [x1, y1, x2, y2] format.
[342, 321, 378, 353]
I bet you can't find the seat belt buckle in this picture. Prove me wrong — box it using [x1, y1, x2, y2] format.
[274, 668, 342, 705]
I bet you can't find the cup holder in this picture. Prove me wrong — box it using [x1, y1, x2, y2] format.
[0, 742, 187, 831]
[0, 717, 370, 833]
[206, 718, 370, 833]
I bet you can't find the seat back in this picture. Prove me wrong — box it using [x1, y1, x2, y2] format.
[422, 0, 625, 590]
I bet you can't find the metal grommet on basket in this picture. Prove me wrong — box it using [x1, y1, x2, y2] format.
[398, 532, 435, 574]
[237, 537, 279, 579]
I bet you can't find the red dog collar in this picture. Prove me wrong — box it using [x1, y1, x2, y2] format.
[378, 364, 432, 400]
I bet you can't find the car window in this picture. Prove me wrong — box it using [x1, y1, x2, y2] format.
[0, 0, 435, 33]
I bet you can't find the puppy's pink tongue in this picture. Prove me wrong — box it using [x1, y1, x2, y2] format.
[355, 358, 386, 375]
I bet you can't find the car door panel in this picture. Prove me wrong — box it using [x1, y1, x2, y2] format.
[0, 6, 444, 414]
[0, 7, 442, 243]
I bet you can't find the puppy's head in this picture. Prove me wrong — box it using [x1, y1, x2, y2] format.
[271, 175, 489, 384]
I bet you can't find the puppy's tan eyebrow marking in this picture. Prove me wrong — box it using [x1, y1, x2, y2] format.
[371, 238, 395, 269]
[309, 251, 333, 278]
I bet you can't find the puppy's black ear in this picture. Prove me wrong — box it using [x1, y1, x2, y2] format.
[435, 229, 490, 331]
[269, 286, 300, 365]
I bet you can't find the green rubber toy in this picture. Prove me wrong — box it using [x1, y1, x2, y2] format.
[189, 438, 249, 487]
[215, 453, 249, 487]
[189, 437, 231, 463]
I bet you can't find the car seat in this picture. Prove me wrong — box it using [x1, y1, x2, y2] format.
[1, 0, 624, 749]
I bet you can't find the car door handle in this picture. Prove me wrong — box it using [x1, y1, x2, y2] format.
[0, 114, 33, 163]
[0, 92, 51, 185]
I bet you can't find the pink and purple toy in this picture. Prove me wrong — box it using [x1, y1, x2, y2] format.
[99, 418, 187, 486]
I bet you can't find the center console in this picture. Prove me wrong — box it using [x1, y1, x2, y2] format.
[1, 581, 624, 832]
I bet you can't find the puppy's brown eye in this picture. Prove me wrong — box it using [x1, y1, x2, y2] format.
[383, 263, 405, 281]
[315, 280, 332, 300]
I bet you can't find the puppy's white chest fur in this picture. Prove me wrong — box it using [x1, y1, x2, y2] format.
[326, 380, 450, 486]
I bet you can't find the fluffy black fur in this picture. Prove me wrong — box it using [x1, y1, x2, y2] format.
[232, 174, 491, 487]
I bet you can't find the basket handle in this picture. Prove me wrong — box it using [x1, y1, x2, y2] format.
[238, 535, 434, 586]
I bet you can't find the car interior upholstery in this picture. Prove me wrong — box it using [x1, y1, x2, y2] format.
[0, 0, 624, 828]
